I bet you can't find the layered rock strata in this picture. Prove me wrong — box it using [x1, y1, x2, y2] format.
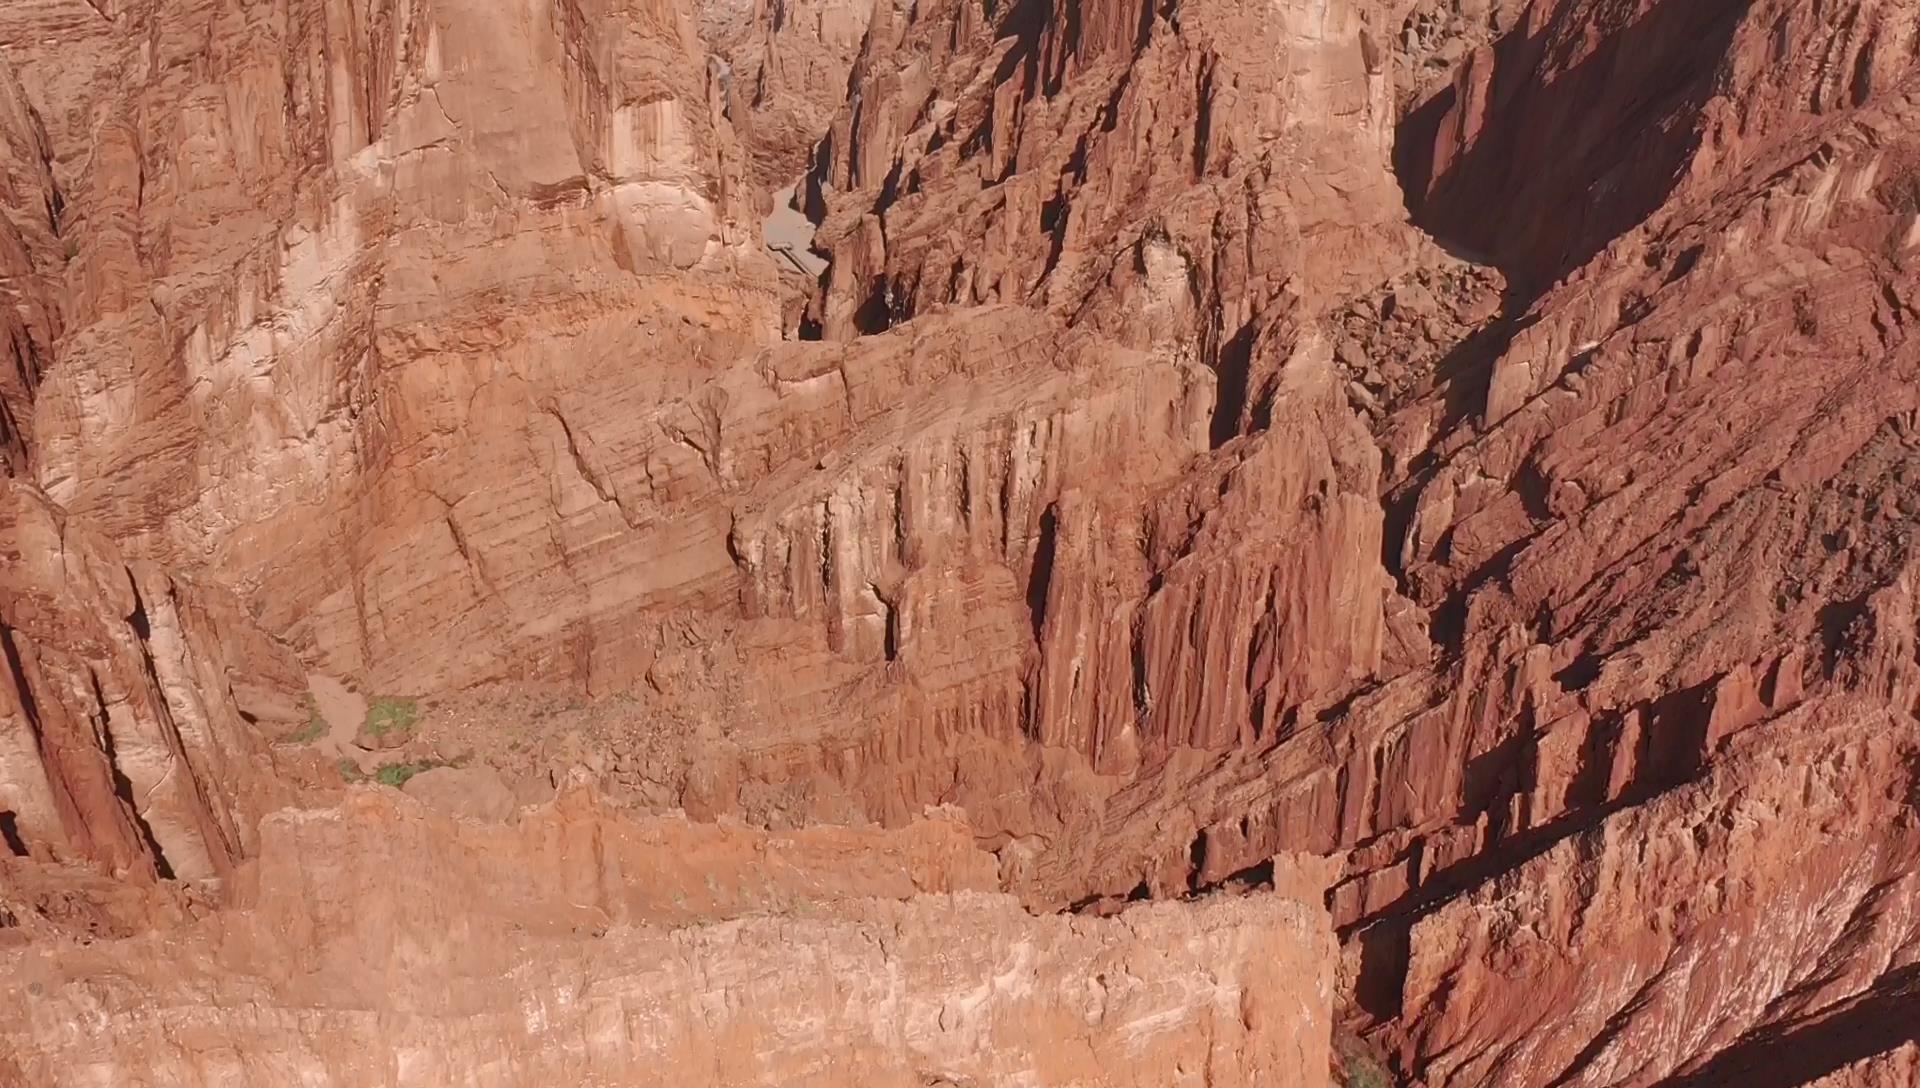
[0, 793, 1338, 1087]
[3, 0, 1920, 1082]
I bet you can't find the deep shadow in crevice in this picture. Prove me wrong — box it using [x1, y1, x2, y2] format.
[1026, 504, 1060, 643]
[1351, 920, 1411, 1021]
[851, 278, 895, 335]
[1186, 855, 1274, 899]
[0, 811, 26, 857]
[1208, 322, 1257, 447]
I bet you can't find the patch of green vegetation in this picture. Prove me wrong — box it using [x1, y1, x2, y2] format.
[1335, 1028, 1395, 1088]
[373, 759, 442, 788]
[286, 719, 326, 744]
[283, 696, 327, 744]
[62, 238, 78, 260]
[337, 758, 366, 783]
[363, 696, 421, 739]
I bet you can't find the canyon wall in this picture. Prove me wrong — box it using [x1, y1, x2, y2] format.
[0, 477, 303, 887]
[2, 0, 1918, 1082]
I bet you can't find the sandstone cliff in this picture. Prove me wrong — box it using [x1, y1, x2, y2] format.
[1, 791, 1338, 1086]
[0, 478, 303, 887]
[2, 0, 1919, 1082]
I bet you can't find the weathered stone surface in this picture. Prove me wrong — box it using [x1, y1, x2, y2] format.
[0, 478, 303, 886]
[698, 0, 873, 185]
[398, 763, 517, 821]
[0, 792, 1337, 1087]
[5, 0, 1920, 1081]
[1397, 697, 1920, 1087]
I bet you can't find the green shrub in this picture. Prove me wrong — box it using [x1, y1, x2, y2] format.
[284, 696, 327, 744]
[286, 719, 326, 744]
[373, 759, 440, 788]
[337, 758, 366, 782]
[1335, 1032, 1394, 1088]
[363, 696, 420, 739]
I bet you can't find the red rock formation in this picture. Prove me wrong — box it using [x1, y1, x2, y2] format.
[3, 0, 783, 687]
[0, 791, 1339, 1086]
[0, 478, 303, 885]
[0, 57, 58, 477]
[1397, 698, 1920, 1086]
[698, 0, 874, 184]
[4, 0, 1920, 1080]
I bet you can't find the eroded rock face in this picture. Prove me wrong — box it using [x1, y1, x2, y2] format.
[0, 0, 1420, 820]
[805, 0, 1411, 346]
[697, 0, 874, 185]
[3, 0, 782, 694]
[5, 0, 1920, 1080]
[0, 792, 1338, 1087]
[0, 478, 303, 887]
[0, 56, 57, 477]
[1397, 698, 1920, 1086]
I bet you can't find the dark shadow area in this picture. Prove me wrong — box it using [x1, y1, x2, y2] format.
[1351, 919, 1411, 1021]
[1636, 679, 1717, 788]
[1208, 322, 1257, 447]
[990, 0, 1061, 99]
[1561, 709, 1620, 811]
[1553, 649, 1603, 692]
[1395, 0, 1754, 295]
[851, 278, 895, 335]
[1182, 821, 1276, 894]
[1817, 594, 1870, 674]
[1026, 503, 1060, 643]
[1460, 731, 1528, 830]
[990, 0, 1155, 101]
[0, 811, 27, 857]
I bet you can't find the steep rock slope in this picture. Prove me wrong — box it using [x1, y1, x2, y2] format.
[0, 57, 58, 476]
[1, 0, 782, 693]
[0, 0, 1423, 828]
[0, 478, 303, 887]
[789, 0, 1920, 1081]
[697, 0, 875, 185]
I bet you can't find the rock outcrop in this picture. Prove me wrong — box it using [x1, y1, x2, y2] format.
[698, 0, 874, 185]
[0, 791, 1339, 1087]
[0, 478, 303, 887]
[2, 0, 783, 690]
[0, 56, 58, 477]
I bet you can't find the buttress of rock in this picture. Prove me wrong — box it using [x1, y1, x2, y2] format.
[0, 478, 303, 887]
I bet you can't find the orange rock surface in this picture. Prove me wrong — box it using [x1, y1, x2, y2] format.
[1, 791, 1338, 1086]
[3, 0, 1920, 1081]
